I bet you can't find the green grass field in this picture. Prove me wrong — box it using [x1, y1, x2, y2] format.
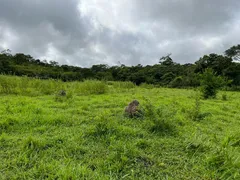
[0, 75, 240, 179]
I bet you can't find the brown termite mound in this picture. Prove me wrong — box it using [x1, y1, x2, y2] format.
[58, 90, 66, 96]
[125, 100, 141, 118]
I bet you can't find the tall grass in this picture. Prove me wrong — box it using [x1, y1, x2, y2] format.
[71, 80, 108, 95]
[0, 75, 108, 96]
[112, 81, 136, 89]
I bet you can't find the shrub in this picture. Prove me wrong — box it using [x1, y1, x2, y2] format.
[199, 68, 229, 99]
[222, 93, 227, 101]
[169, 76, 183, 88]
[143, 98, 176, 135]
[189, 94, 201, 121]
[188, 92, 211, 121]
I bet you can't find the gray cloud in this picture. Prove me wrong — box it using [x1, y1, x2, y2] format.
[134, 0, 240, 34]
[0, 0, 240, 67]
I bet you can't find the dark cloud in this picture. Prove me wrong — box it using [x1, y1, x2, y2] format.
[134, 0, 240, 34]
[0, 0, 83, 33]
[0, 0, 91, 63]
[0, 0, 240, 67]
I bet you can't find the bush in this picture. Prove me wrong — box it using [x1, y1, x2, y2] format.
[143, 98, 176, 135]
[188, 93, 211, 121]
[222, 93, 227, 101]
[199, 68, 229, 99]
[169, 76, 183, 88]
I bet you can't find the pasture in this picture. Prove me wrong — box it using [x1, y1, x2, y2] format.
[0, 75, 240, 179]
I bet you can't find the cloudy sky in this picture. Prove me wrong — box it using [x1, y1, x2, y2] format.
[0, 0, 240, 67]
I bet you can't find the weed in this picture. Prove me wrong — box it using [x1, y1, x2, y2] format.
[188, 93, 211, 121]
[189, 93, 201, 120]
[143, 97, 176, 135]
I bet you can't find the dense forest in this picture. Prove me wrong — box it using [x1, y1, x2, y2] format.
[0, 45, 240, 88]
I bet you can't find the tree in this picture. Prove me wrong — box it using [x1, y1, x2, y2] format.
[169, 76, 183, 88]
[0, 47, 238, 88]
[0, 54, 12, 73]
[1, 49, 12, 56]
[225, 44, 240, 61]
[0, 50, 15, 74]
[223, 63, 240, 86]
[128, 71, 146, 85]
[159, 53, 174, 66]
[13, 53, 33, 65]
[49, 61, 59, 67]
[91, 64, 109, 73]
[161, 72, 176, 85]
[195, 53, 232, 75]
[199, 68, 229, 99]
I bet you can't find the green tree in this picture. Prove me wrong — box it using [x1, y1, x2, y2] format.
[169, 76, 183, 88]
[0, 50, 14, 74]
[159, 53, 174, 66]
[199, 68, 229, 99]
[195, 54, 232, 75]
[225, 44, 240, 61]
[161, 72, 176, 85]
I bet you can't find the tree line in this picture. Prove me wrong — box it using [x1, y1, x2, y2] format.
[0, 45, 240, 88]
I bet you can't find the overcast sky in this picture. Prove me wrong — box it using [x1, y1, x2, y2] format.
[0, 0, 240, 67]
